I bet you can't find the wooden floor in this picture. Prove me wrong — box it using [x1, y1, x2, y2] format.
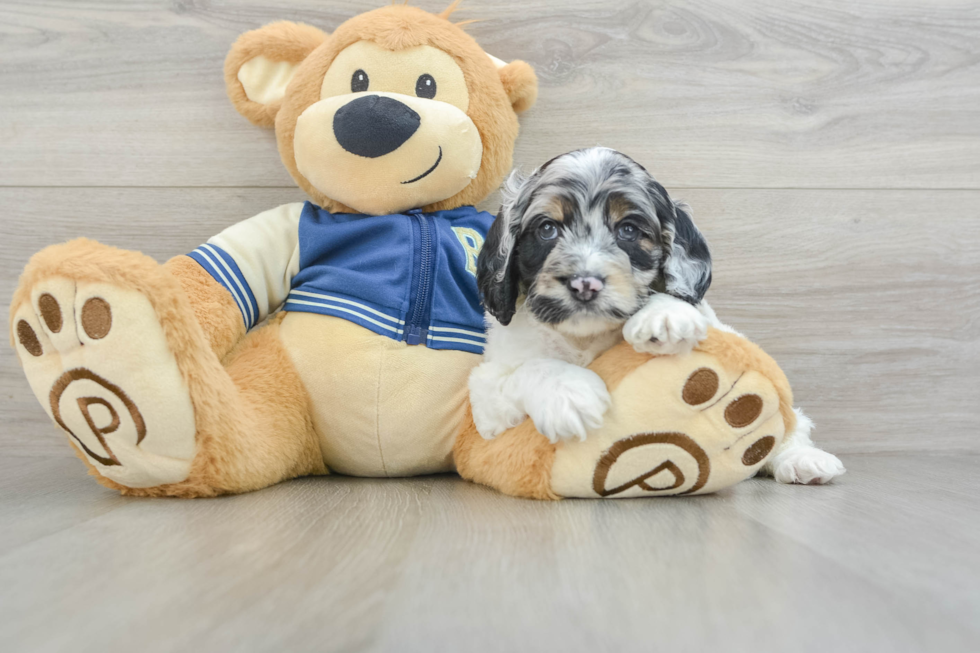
[1, 453, 978, 652]
[1, 1, 979, 651]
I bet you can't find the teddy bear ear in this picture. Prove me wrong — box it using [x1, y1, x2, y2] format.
[225, 21, 328, 127]
[495, 58, 539, 115]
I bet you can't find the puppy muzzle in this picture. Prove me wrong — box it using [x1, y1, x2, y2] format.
[567, 275, 605, 303]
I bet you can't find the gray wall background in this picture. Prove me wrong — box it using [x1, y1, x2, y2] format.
[2, 0, 978, 457]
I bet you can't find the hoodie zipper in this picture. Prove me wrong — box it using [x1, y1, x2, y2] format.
[406, 211, 434, 345]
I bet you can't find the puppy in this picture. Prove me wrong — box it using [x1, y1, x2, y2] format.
[469, 147, 845, 484]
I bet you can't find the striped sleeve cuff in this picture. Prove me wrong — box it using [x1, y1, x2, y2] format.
[187, 244, 260, 330]
[426, 325, 486, 355]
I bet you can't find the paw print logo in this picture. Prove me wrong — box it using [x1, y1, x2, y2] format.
[593, 432, 710, 496]
[49, 368, 147, 467]
[12, 276, 198, 488]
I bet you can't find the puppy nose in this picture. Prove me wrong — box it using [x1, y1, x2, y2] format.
[333, 95, 421, 158]
[568, 275, 605, 302]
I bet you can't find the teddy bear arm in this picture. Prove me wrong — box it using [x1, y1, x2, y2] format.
[163, 255, 246, 360]
[173, 202, 305, 359]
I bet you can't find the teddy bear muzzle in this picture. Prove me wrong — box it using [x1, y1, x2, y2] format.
[293, 91, 483, 215]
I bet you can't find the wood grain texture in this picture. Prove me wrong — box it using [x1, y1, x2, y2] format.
[0, 0, 979, 188]
[3, 187, 978, 456]
[0, 453, 977, 653]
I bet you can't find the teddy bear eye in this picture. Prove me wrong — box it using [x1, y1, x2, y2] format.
[351, 69, 369, 93]
[415, 74, 436, 99]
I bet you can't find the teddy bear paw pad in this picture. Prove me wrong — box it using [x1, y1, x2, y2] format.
[549, 352, 786, 498]
[13, 278, 197, 488]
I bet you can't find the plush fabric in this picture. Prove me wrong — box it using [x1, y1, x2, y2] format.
[163, 255, 245, 360]
[280, 312, 478, 477]
[245, 5, 537, 213]
[225, 21, 328, 127]
[11, 240, 325, 496]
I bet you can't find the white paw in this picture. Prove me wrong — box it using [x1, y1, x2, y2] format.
[771, 446, 846, 485]
[525, 367, 611, 443]
[469, 362, 527, 439]
[12, 277, 197, 488]
[624, 295, 708, 356]
[472, 407, 526, 440]
[471, 394, 527, 440]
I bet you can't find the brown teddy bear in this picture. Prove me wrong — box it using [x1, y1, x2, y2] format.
[9, 4, 808, 498]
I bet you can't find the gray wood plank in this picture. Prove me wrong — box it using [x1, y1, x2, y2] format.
[0, 453, 976, 653]
[1, 0, 978, 189]
[697, 188, 980, 454]
[3, 187, 978, 456]
[731, 453, 980, 633]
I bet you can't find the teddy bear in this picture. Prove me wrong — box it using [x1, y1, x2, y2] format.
[9, 3, 804, 499]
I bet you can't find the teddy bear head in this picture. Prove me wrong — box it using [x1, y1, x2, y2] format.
[224, 3, 538, 215]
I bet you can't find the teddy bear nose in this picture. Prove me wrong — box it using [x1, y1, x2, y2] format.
[333, 95, 421, 158]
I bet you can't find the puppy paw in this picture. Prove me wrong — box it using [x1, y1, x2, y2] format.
[472, 401, 527, 440]
[770, 446, 846, 485]
[525, 366, 611, 443]
[469, 362, 528, 439]
[624, 295, 708, 356]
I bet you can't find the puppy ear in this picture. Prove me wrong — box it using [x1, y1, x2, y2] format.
[649, 181, 712, 303]
[477, 169, 528, 325]
[225, 21, 328, 127]
[497, 60, 539, 114]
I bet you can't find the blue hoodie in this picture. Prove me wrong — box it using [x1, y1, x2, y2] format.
[189, 202, 493, 355]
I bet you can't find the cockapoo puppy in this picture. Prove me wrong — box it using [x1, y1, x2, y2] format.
[469, 147, 845, 485]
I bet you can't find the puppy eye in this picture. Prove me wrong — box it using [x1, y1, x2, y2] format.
[616, 222, 639, 242]
[351, 69, 369, 93]
[416, 74, 437, 99]
[537, 220, 559, 241]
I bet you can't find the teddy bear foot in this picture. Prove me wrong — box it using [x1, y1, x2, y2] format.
[11, 241, 198, 489]
[550, 347, 786, 498]
[455, 331, 798, 499]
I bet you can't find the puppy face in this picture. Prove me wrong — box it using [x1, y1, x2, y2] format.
[478, 148, 712, 334]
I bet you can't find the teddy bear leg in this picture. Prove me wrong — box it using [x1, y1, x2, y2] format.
[454, 409, 561, 500]
[457, 331, 800, 499]
[10, 239, 324, 497]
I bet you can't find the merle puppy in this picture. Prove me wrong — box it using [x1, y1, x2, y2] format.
[469, 147, 844, 485]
